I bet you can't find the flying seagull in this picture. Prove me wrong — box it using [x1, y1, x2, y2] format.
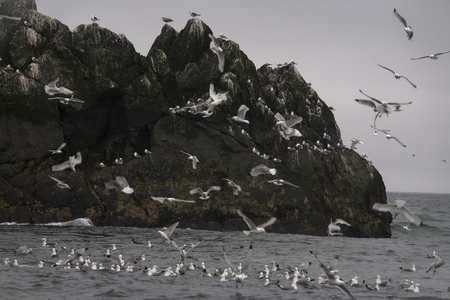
[189, 186, 221, 199]
[48, 176, 70, 189]
[158, 222, 179, 243]
[44, 78, 74, 96]
[328, 218, 351, 237]
[90, 15, 100, 22]
[208, 34, 225, 72]
[52, 152, 82, 172]
[231, 104, 250, 124]
[314, 253, 355, 300]
[355, 89, 412, 125]
[171, 240, 200, 264]
[0, 15, 22, 21]
[250, 164, 276, 176]
[105, 176, 134, 194]
[411, 51, 450, 60]
[180, 150, 199, 169]
[223, 244, 253, 287]
[393, 8, 413, 40]
[151, 196, 195, 204]
[350, 138, 363, 150]
[48, 142, 66, 154]
[161, 17, 173, 23]
[267, 179, 299, 188]
[222, 178, 242, 195]
[377, 64, 417, 88]
[372, 199, 421, 226]
[426, 251, 445, 277]
[371, 125, 406, 147]
[237, 209, 277, 235]
[48, 96, 85, 105]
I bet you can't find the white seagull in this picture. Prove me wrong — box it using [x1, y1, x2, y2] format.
[151, 196, 195, 204]
[105, 176, 134, 194]
[393, 8, 413, 40]
[48, 142, 66, 154]
[223, 244, 253, 287]
[250, 164, 276, 176]
[44, 78, 74, 96]
[222, 178, 242, 195]
[208, 34, 225, 72]
[372, 199, 421, 226]
[411, 51, 450, 60]
[377, 64, 417, 88]
[231, 104, 250, 124]
[180, 150, 199, 169]
[327, 218, 351, 237]
[237, 209, 277, 235]
[52, 152, 82, 172]
[350, 138, 363, 150]
[90, 15, 100, 22]
[371, 125, 406, 147]
[158, 222, 179, 243]
[48, 176, 70, 189]
[426, 251, 445, 277]
[189, 186, 221, 199]
[267, 179, 299, 188]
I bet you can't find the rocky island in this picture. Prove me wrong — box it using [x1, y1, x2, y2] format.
[0, 0, 392, 237]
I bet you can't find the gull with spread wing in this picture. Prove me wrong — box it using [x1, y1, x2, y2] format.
[223, 244, 253, 287]
[411, 51, 450, 60]
[372, 199, 421, 226]
[151, 196, 195, 204]
[377, 64, 417, 88]
[180, 150, 199, 169]
[189, 186, 221, 199]
[48, 176, 70, 189]
[393, 8, 413, 40]
[237, 209, 277, 235]
[105, 176, 134, 194]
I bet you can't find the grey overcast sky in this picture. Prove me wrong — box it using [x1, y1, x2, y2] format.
[35, 0, 450, 193]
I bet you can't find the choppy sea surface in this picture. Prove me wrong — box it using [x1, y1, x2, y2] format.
[0, 192, 449, 300]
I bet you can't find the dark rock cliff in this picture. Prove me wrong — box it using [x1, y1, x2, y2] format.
[0, 0, 392, 237]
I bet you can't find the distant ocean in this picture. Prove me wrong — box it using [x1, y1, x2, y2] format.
[0, 191, 449, 300]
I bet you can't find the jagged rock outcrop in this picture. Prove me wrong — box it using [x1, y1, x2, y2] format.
[0, 0, 392, 237]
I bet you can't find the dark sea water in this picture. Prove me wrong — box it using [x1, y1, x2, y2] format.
[1, 192, 449, 300]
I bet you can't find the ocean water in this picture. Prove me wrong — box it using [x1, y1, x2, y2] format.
[0, 192, 449, 300]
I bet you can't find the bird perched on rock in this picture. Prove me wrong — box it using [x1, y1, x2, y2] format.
[161, 17, 173, 23]
[189, 11, 201, 18]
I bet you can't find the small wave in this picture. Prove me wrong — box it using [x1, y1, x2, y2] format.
[0, 218, 94, 227]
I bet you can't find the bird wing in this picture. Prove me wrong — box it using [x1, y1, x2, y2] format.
[180, 150, 192, 157]
[47, 78, 60, 88]
[258, 217, 277, 229]
[337, 285, 356, 300]
[51, 160, 70, 171]
[171, 240, 182, 252]
[114, 176, 130, 190]
[165, 222, 179, 236]
[206, 186, 221, 194]
[241, 244, 253, 273]
[398, 207, 421, 226]
[435, 50, 450, 57]
[105, 180, 119, 190]
[0, 15, 22, 21]
[393, 8, 408, 27]
[237, 209, 257, 230]
[73, 152, 82, 164]
[400, 76, 417, 88]
[359, 90, 383, 104]
[237, 104, 249, 119]
[334, 219, 351, 226]
[282, 180, 300, 188]
[173, 198, 196, 203]
[370, 125, 390, 135]
[56, 143, 67, 151]
[377, 64, 396, 74]
[410, 55, 429, 60]
[386, 101, 412, 106]
[48, 176, 64, 185]
[390, 135, 407, 147]
[151, 196, 167, 203]
[189, 187, 203, 195]
[223, 246, 236, 271]
[284, 116, 303, 128]
[274, 112, 286, 122]
[314, 254, 335, 280]
[355, 99, 377, 109]
[372, 202, 397, 212]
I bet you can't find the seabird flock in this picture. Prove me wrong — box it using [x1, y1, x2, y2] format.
[352, 7, 449, 161]
[0, 6, 448, 299]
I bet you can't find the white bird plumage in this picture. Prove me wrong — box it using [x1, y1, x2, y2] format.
[208, 34, 225, 72]
[180, 150, 199, 169]
[237, 209, 277, 235]
[52, 152, 82, 172]
[105, 176, 134, 194]
[372, 199, 421, 226]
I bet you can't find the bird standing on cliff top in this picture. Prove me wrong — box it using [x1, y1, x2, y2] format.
[393, 8, 413, 40]
[411, 51, 450, 60]
[90, 15, 100, 22]
[161, 17, 173, 23]
[180, 150, 199, 169]
[189, 11, 201, 18]
[377, 64, 417, 88]
[237, 209, 277, 235]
